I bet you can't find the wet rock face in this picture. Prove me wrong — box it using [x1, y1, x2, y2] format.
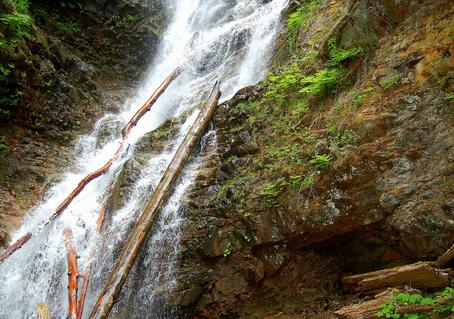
[168, 1, 454, 317]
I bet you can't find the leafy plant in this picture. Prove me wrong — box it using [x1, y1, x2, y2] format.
[223, 243, 232, 257]
[261, 177, 286, 207]
[265, 63, 303, 101]
[0, 63, 14, 81]
[327, 40, 364, 67]
[0, 136, 6, 151]
[56, 20, 80, 36]
[379, 74, 400, 90]
[107, 14, 137, 36]
[287, 0, 319, 41]
[377, 288, 454, 319]
[445, 92, 454, 102]
[300, 68, 344, 97]
[310, 154, 332, 169]
[0, 12, 33, 38]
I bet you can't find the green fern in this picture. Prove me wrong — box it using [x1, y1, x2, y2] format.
[327, 40, 364, 67]
[299, 68, 344, 97]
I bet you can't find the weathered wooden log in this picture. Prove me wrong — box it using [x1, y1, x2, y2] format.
[0, 68, 181, 264]
[122, 67, 181, 139]
[88, 82, 221, 319]
[77, 202, 107, 319]
[0, 231, 32, 264]
[36, 303, 52, 319]
[435, 243, 454, 267]
[64, 229, 79, 319]
[53, 144, 125, 219]
[342, 261, 450, 293]
[334, 289, 396, 319]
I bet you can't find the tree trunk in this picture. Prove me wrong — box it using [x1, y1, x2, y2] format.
[64, 229, 79, 319]
[88, 82, 221, 319]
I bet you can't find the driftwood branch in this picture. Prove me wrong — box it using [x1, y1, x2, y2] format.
[342, 261, 450, 294]
[88, 82, 222, 319]
[0, 67, 181, 264]
[64, 229, 79, 319]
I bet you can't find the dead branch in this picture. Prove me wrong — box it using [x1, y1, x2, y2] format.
[64, 229, 79, 319]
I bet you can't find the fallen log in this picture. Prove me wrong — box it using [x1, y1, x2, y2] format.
[334, 289, 396, 319]
[0, 68, 181, 264]
[0, 232, 32, 264]
[122, 67, 181, 139]
[88, 82, 221, 319]
[64, 229, 80, 319]
[435, 243, 454, 267]
[77, 202, 107, 319]
[342, 261, 450, 294]
[36, 304, 52, 319]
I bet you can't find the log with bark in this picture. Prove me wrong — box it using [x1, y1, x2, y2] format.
[334, 289, 396, 319]
[88, 82, 222, 319]
[342, 261, 450, 294]
[0, 67, 181, 265]
[64, 228, 80, 319]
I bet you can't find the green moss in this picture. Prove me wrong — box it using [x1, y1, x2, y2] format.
[0, 136, 6, 151]
[261, 177, 286, 207]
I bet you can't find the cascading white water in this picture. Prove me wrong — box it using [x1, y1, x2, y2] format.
[0, 1, 288, 318]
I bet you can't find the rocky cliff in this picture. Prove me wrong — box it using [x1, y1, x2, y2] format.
[166, 0, 453, 317]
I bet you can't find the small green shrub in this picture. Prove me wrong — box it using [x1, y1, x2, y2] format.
[287, 0, 319, 39]
[302, 172, 316, 188]
[107, 14, 137, 35]
[0, 136, 6, 150]
[300, 68, 344, 97]
[377, 288, 454, 319]
[223, 244, 232, 257]
[56, 20, 80, 36]
[261, 177, 286, 207]
[445, 92, 454, 102]
[0, 63, 14, 81]
[0, 12, 33, 38]
[310, 154, 331, 169]
[289, 175, 303, 189]
[13, 0, 29, 13]
[265, 63, 302, 101]
[379, 74, 400, 90]
[327, 40, 364, 67]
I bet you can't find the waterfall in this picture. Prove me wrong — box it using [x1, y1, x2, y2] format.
[0, 0, 289, 318]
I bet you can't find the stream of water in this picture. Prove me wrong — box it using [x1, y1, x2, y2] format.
[0, 1, 288, 318]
